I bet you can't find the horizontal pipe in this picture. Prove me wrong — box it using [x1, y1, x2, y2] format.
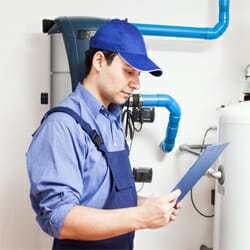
[179, 144, 212, 150]
[142, 94, 181, 153]
[179, 145, 201, 156]
[179, 144, 212, 156]
[133, 0, 229, 39]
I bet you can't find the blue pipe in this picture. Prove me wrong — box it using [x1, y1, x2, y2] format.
[142, 94, 181, 153]
[132, 0, 229, 39]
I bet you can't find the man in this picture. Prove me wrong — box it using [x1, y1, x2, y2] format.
[26, 19, 181, 250]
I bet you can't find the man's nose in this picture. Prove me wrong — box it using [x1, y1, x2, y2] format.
[129, 76, 140, 90]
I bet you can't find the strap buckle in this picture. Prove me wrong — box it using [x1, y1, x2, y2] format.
[89, 130, 103, 149]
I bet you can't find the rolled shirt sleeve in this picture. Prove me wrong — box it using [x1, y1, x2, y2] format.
[26, 83, 123, 238]
[26, 117, 86, 237]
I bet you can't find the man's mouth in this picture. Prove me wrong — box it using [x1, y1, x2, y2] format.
[121, 90, 132, 98]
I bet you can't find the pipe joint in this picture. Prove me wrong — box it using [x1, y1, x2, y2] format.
[206, 23, 228, 39]
[142, 94, 181, 153]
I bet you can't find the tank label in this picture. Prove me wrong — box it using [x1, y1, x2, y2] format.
[217, 184, 225, 195]
[78, 30, 96, 40]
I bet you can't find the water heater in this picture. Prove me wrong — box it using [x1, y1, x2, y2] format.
[213, 101, 250, 250]
[43, 17, 109, 107]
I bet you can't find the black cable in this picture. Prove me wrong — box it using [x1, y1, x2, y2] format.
[121, 106, 143, 151]
[125, 105, 132, 139]
[129, 127, 134, 152]
[121, 106, 146, 192]
[190, 127, 215, 218]
[190, 188, 214, 218]
[121, 107, 133, 138]
[134, 120, 143, 132]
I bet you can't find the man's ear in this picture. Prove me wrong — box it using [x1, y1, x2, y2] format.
[92, 51, 105, 72]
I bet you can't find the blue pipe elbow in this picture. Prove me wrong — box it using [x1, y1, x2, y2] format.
[142, 94, 181, 153]
[133, 0, 229, 40]
[206, 0, 229, 39]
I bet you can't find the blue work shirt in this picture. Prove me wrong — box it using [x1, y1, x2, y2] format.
[26, 83, 126, 238]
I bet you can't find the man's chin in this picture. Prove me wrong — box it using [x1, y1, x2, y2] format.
[113, 97, 128, 105]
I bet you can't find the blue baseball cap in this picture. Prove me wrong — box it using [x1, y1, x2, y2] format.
[90, 19, 162, 77]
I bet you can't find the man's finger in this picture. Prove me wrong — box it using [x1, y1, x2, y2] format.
[167, 189, 181, 203]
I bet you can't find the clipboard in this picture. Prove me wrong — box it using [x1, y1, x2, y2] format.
[172, 142, 229, 204]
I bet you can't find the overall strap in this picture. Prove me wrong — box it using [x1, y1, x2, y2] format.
[41, 106, 105, 151]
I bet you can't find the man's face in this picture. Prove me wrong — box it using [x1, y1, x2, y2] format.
[97, 54, 141, 107]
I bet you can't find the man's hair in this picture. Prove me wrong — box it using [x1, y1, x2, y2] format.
[85, 48, 117, 77]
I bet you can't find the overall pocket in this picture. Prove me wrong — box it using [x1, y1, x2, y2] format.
[114, 179, 137, 208]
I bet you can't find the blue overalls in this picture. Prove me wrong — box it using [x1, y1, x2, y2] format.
[39, 107, 137, 250]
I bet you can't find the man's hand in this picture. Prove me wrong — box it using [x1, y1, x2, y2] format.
[137, 189, 181, 229]
[58, 190, 182, 241]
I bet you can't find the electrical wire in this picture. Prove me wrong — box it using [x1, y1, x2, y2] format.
[121, 105, 145, 192]
[121, 106, 143, 151]
[190, 127, 216, 218]
[190, 188, 214, 218]
[136, 182, 144, 193]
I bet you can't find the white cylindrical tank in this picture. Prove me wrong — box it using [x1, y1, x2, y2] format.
[213, 101, 250, 250]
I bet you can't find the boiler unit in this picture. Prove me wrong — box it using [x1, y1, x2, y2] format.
[213, 100, 250, 250]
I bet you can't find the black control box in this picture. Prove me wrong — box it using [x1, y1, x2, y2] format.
[132, 107, 155, 123]
[133, 168, 153, 183]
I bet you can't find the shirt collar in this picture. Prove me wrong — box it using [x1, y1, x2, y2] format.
[75, 82, 121, 119]
[108, 103, 122, 118]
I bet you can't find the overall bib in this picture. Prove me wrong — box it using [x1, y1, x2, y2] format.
[41, 107, 137, 250]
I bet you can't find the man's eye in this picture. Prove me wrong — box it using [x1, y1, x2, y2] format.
[126, 70, 133, 75]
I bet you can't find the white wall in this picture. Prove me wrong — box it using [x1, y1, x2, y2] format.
[0, 0, 249, 249]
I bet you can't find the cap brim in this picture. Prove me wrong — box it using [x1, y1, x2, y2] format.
[119, 52, 163, 77]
